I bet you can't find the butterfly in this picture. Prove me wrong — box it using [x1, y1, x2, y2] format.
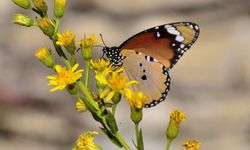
[102, 22, 200, 108]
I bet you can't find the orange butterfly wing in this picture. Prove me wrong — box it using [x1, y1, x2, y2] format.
[119, 22, 200, 69]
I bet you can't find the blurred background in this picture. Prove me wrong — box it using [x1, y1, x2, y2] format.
[1, 0, 250, 149]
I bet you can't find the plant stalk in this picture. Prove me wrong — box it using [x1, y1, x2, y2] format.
[166, 139, 173, 150]
[85, 59, 91, 88]
[115, 133, 132, 150]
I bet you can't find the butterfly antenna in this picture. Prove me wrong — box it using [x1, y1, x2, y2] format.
[100, 34, 107, 47]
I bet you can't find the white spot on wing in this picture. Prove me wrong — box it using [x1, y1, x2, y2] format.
[175, 35, 184, 42]
[155, 26, 159, 29]
[180, 44, 185, 48]
[156, 32, 160, 38]
[166, 27, 180, 35]
[195, 25, 199, 30]
[165, 25, 171, 28]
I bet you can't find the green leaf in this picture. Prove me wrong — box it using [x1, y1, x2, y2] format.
[99, 128, 123, 148]
[105, 110, 118, 134]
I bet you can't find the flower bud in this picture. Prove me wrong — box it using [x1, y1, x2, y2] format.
[82, 47, 92, 60]
[112, 93, 121, 105]
[166, 109, 185, 141]
[130, 107, 142, 124]
[54, 0, 66, 19]
[12, 13, 34, 27]
[12, 0, 31, 9]
[34, 47, 55, 68]
[37, 18, 55, 37]
[32, 0, 48, 16]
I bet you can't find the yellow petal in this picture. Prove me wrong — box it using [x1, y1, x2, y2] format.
[100, 88, 109, 99]
[47, 75, 57, 79]
[50, 85, 65, 92]
[55, 65, 63, 72]
[71, 64, 79, 72]
[106, 91, 115, 101]
[125, 80, 138, 87]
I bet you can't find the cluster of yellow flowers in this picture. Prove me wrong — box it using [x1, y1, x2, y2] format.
[12, 1, 202, 150]
[182, 140, 201, 150]
[72, 131, 102, 150]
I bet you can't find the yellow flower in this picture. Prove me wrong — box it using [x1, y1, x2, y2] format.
[107, 71, 136, 92]
[34, 47, 55, 68]
[47, 64, 83, 92]
[124, 88, 148, 124]
[78, 34, 100, 49]
[91, 58, 111, 73]
[170, 109, 186, 124]
[75, 99, 87, 112]
[56, 29, 76, 54]
[94, 67, 112, 91]
[95, 66, 113, 85]
[182, 140, 201, 150]
[72, 131, 102, 150]
[100, 69, 138, 101]
[56, 29, 76, 47]
[124, 89, 148, 110]
[79, 34, 101, 60]
[166, 109, 186, 140]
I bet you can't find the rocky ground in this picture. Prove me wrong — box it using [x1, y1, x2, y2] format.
[0, 0, 250, 150]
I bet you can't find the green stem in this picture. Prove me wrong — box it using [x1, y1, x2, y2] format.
[53, 18, 60, 36]
[166, 139, 173, 150]
[62, 56, 71, 67]
[135, 123, 139, 145]
[70, 53, 77, 65]
[52, 40, 67, 59]
[77, 81, 96, 105]
[51, 18, 67, 60]
[85, 59, 91, 88]
[135, 123, 144, 150]
[112, 104, 117, 115]
[115, 133, 132, 150]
